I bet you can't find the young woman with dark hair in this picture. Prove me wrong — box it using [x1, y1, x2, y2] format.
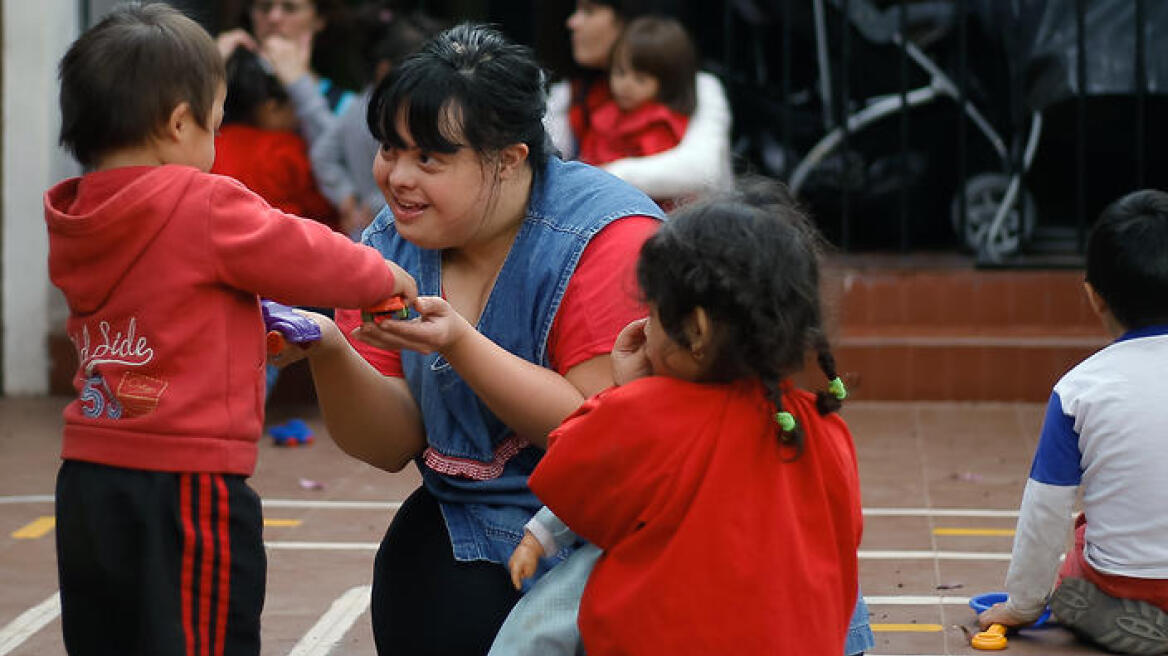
[280, 23, 666, 655]
[215, 0, 358, 146]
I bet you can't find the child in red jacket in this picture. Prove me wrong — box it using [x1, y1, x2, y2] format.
[496, 180, 862, 655]
[47, 6, 415, 654]
[212, 45, 339, 230]
[576, 16, 695, 208]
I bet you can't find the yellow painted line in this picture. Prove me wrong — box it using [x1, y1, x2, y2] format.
[933, 528, 1015, 537]
[12, 516, 55, 539]
[264, 518, 302, 528]
[871, 623, 945, 633]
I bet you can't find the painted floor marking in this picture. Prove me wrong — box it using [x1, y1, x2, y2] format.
[0, 495, 401, 511]
[267, 541, 380, 551]
[865, 595, 972, 605]
[263, 500, 401, 511]
[859, 549, 1012, 560]
[0, 592, 60, 656]
[0, 496, 53, 505]
[264, 519, 303, 528]
[287, 585, 372, 656]
[871, 623, 945, 632]
[11, 517, 54, 539]
[2, 496, 1018, 517]
[864, 508, 1019, 518]
[934, 527, 1015, 537]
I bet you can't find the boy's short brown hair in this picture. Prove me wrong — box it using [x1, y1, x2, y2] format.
[58, 3, 225, 168]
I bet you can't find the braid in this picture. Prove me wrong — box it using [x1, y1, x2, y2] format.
[762, 372, 803, 458]
[814, 331, 845, 415]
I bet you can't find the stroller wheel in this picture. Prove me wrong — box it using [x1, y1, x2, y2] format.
[951, 172, 1036, 256]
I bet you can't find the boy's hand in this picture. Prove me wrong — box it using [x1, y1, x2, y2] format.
[267, 309, 335, 368]
[385, 260, 418, 306]
[352, 296, 470, 356]
[977, 602, 1039, 630]
[508, 531, 545, 590]
[611, 318, 652, 386]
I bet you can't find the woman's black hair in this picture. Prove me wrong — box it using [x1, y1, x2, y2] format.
[1085, 189, 1168, 330]
[636, 178, 843, 454]
[223, 46, 287, 126]
[366, 22, 549, 172]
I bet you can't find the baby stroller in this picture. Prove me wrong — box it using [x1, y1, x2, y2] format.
[785, 0, 1168, 259]
[964, 0, 1168, 260]
[778, 0, 1021, 255]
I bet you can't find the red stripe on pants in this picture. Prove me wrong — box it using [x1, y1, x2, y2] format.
[180, 474, 197, 656]
[198, 474, 213, 656]
[213, 475, 231, 656]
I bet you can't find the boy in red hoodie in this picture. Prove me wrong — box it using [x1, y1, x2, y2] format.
[44, 5, 415, 655]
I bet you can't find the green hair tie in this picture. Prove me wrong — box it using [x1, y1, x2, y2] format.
[774, 412, 797, 432]
[828, 377, 847, 400]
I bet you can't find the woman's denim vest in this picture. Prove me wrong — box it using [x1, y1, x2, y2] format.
[362, 157, 664, 564]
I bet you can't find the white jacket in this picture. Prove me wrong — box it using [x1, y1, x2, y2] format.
[545, 71, 734, 199]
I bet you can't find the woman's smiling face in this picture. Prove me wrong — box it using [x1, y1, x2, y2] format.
[372, 110, 495, 250]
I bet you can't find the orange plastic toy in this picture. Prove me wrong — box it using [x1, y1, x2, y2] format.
[362, 295, 409, 322]
[971, 623, 1008, 650]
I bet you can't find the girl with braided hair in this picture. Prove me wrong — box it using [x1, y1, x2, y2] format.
[498, 180, 864, 655]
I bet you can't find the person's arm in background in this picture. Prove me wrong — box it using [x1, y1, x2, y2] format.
[544, 80, 576, 159]
[262, 33, 337, 147]
[309, 97, 360, 209]
[979, 391, 1081, 629]
[602, 71, 733, 198]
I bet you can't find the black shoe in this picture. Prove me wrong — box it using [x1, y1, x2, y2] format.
[1051, 577, 1168, 655]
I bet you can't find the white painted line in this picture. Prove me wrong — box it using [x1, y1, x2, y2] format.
[287, 585, 371, 656]
[263, 541, 1015, 561]
[860, 550, 1012, 560]
[0, 495, 53, 505]
[4, 496, 1018, 518]
[864, 508, 1019, 518]
[0, 495, 401, 511]
[865, 595, 971, 605]
[266, 541, 380, 551]
[263, 500, 401, 511]
[0, 592, 60, 655]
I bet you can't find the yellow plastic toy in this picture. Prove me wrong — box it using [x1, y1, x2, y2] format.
[971, 623, 1008, 650]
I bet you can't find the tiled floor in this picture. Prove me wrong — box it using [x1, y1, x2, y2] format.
[0, 397, 1113, 655]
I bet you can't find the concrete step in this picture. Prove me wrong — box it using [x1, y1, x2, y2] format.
[823, 257, 1108, 401]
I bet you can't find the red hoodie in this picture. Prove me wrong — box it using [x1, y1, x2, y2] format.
[44, 164, 397, 475]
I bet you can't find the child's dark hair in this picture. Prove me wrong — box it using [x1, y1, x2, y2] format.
[1086, 189, 1168, 330]
[611, 16, 697, 115]
[636, 178, 843, 453]
[369, 12, 445, 79]
[223, 46, 287, 125]
[58, 3, 224, 168]
[367, 23, 549, 172]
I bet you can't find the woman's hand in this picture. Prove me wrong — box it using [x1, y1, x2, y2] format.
[261, 32, 313, 86]
[216, 28, 258, 60]
[352, 296, 472, 356]
[508, 531, 545, 590]
[611, 317, 652, 386]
